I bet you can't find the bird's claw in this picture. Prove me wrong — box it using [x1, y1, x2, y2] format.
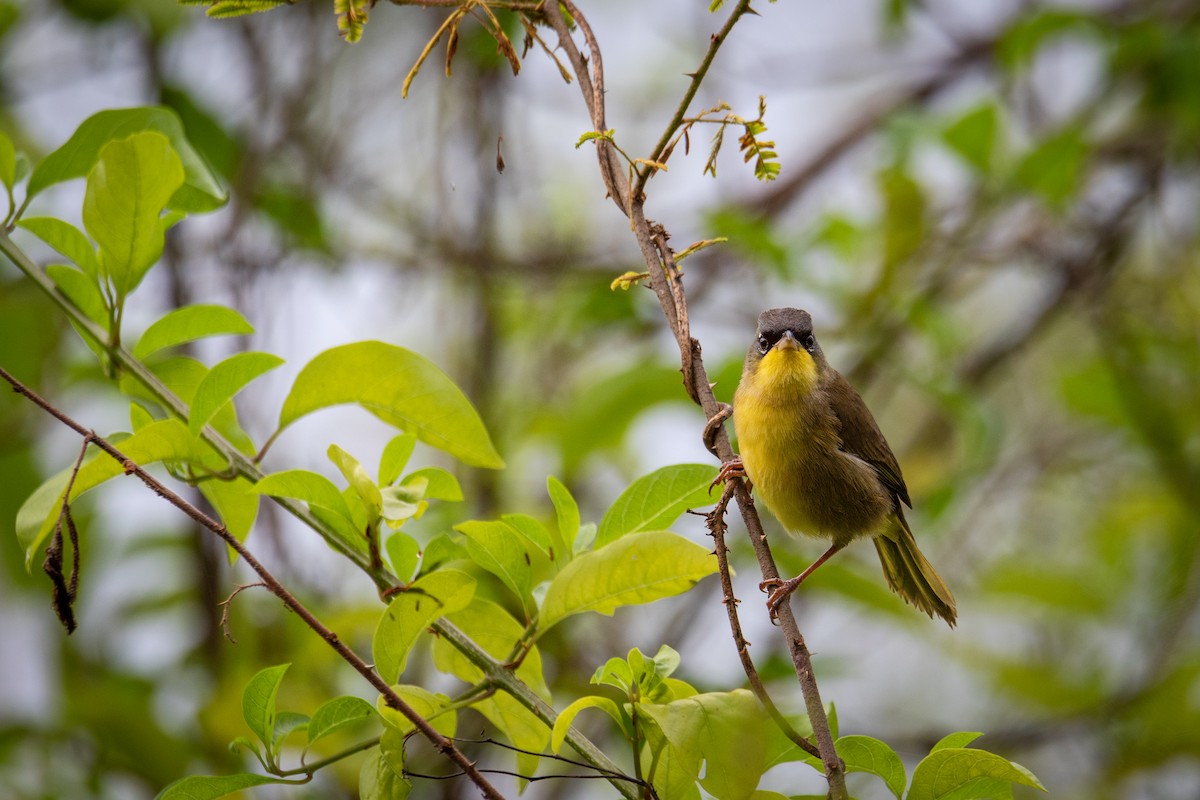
[710, 456, 748, 493]
[760, 577, 798, 624]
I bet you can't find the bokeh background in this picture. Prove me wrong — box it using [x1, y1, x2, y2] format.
[1, 0, 1198, 798]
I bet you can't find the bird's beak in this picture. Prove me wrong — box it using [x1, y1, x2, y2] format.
[775, 330, 800, 351]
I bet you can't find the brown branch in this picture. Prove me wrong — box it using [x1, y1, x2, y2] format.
[544, 3, 848, 796]
[0, 366, 506, 800]
[699, 485, 821, 760]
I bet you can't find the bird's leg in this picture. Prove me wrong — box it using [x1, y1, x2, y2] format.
[761, 541, 847, 621]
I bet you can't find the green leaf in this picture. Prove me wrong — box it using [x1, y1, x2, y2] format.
[17, 217, 101, 279]
[551, 696, 623, 754]
[998, 10, 1095, 70]
[547, 475, 580, 554]
[432, 596, 551, 700]
[174, 372, 254, 453]
[206, 0, 289, 20]
[254, 182, 328, 251]
[375, 685, 457, 739]
[155, 773, 286, 800]
[378, 433, 417, 486]
[639, 690, 786, 800]
[575, 128, 615, 148]
[475, 690, 549, 782]
[402, 467, 462, 501]
[1013, 127, 1087, 209]
[942, 103, 999, 174]
[539, 531, 718, 630]
[372, 570, 476, 683]
[0, 128, 14, 191]
[16, 419, 198, 569]
[359, 746, 412, 800]
[385, 531, 421, 581]
[594, 645, 688, 703]
[130, 402, 156, 431]
[417, 532, 467, 577]
[334, 0, 369, 42]
[29, 106, 227, 212]
[307, 696, 376, 748]
[596, 463, 718, 547]
[242, 663, 289, 752]
[591, 656, 634, 695]
[134, 304, 255, 359]
[454, 519, 536, 609]
[279, 342, 504, 469]
[908, 748, 1046, 800]
[272, 712, 309, 748]
[932, 732, 984, 752]
[552, 362, 685, 475]
[982, 563, 1111, 614]
[189, 352, 283, 436]
[82, 132, 185, 299]
[249, 469, 354, 521]
[380, 482, 425, 524]
[328, 444, 383, 521]
[199, 475, 260, 558]
[45, 264, 108, 329]
[879, 165, 926, 266]
[502, 513, 552, 556]
[836, 735, 907, 799]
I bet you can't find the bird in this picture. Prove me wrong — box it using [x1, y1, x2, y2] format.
[719, 307, 956, 626]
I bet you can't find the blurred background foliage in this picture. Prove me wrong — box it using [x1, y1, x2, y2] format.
[1, 0, 1198, 798]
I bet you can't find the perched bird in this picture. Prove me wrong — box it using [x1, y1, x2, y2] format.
[726, 307, 956, 626]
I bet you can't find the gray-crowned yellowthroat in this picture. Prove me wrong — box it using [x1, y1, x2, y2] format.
[725, 307, 956, 626]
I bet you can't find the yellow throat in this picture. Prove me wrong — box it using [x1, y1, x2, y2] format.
[733, 345, 830, 536]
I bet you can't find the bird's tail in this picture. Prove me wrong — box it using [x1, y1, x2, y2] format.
[873, 511, 957, 627]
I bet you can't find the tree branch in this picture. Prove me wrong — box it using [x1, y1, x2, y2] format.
[544, 3, 848, 796]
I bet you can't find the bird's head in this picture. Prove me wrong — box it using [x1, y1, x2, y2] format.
[744, 307, 825, 393]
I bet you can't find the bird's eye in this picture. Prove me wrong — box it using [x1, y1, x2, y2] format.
[804, 334, 815, 350]
[757, 335, 770, 353]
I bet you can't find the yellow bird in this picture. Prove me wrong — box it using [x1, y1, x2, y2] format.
[726, 307, 956, 626]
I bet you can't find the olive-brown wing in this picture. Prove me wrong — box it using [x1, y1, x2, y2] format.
[824, 369, 911, 508]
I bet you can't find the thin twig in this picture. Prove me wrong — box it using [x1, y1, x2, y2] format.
[0, 366, 506, 800]
[217, 581, 269, 644]
[632, 0, 755, 203]
[453, 735, 648, 784]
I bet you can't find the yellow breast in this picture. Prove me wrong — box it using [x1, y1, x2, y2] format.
[734, 348, 830, 536]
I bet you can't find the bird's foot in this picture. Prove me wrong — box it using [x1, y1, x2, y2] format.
[710, 456, 749, 494]
[759, 576, 801, 624]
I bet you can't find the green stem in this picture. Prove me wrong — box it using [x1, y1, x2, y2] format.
[630, 704, 646, 799]
[277, 736, 381, 777]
